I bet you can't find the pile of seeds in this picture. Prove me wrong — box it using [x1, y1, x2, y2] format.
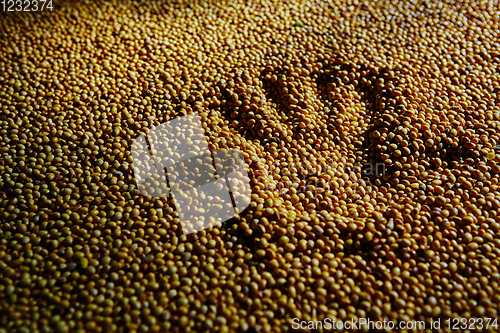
[1, 0, 500, 332]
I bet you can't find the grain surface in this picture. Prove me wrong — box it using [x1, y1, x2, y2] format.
[1, 0, 500, 332]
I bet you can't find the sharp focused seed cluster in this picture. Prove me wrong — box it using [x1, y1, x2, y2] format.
[1, 0, 500, 332]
